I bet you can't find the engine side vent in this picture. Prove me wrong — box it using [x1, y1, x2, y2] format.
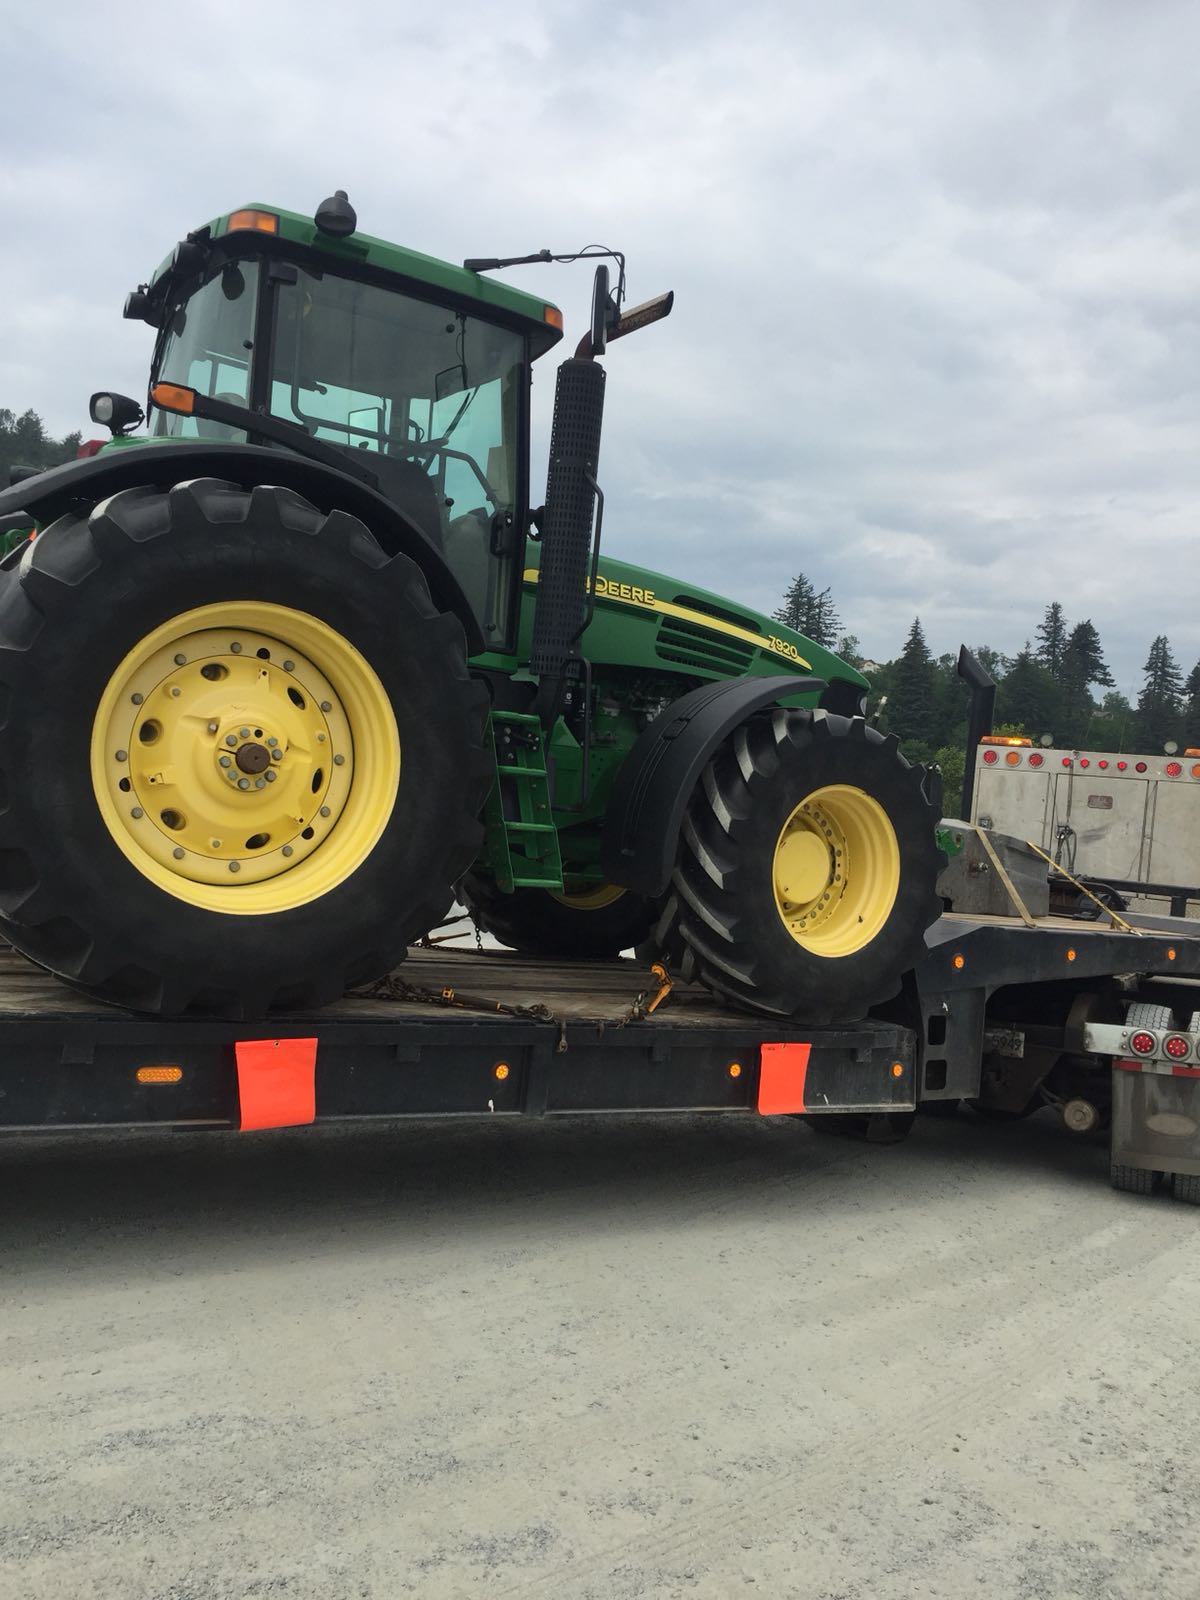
[655, 615, 756, 675]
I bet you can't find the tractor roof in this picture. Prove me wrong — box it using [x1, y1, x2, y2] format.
[149, 201, 565, 358]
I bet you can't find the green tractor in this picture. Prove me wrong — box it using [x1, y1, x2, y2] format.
[0, 191, 942, 1020]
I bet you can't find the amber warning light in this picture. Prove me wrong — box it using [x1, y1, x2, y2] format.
[150, 382, 196, 415]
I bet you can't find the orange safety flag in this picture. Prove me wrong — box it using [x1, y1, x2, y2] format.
[235, 1037, 317, 1130]
[757, 1041, 811, 1115]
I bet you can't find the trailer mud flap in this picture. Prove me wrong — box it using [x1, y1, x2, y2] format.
[758, 1042, 812, 1113]
[235, 1038, 318, 1131]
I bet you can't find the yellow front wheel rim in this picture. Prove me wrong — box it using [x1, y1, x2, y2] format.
[772, 784, 899, 957]
[550, 883, 627, 912]
[91, 602, 400, 915]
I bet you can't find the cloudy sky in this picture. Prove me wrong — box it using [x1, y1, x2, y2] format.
[4, 1, 1198, 692]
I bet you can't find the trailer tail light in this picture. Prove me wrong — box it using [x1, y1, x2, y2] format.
[1005, 751, 1021, 765]
[1098, 760, 1109, 769]
[1129, 1030, 1157, 1056]
[1165, 761, 1182, 777]
[1062, 757, 1071, 767]
[136, 1065, 183, 1083]
[1117, 761, 1128, 771]
[1135, 762, 1147, 773]
[1164, 1034, 1191, 1061]
[1028, 752, 1044, 767]
[1079, 758, 1090, 768]
[1192, 765, 1200, 780]
[982, 749, 998, 765]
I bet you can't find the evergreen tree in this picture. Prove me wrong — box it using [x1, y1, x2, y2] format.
[1058, 619, 1114, 746]
[1185, 661, 1200, 749]
[1035, 602, 1069, 674]
[884, 618, 937, 750]
[1089, 691, 1134, 753]
[997, 642, 1061, 740]
[773, 572, 839, 647]
[1135, 636, 1184, 753]
[0, 407, 81, 486]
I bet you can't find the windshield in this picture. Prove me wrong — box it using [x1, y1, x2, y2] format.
[271, 269, 525, 645]
[151, 261, 258, 443]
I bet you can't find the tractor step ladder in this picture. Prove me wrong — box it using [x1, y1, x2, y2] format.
[483, 711, 564, 893]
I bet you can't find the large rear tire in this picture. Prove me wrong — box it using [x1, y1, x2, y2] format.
[0, 478, 490, 1016]
[461, 874, 656, 959]
[656, 709, 943, 1020]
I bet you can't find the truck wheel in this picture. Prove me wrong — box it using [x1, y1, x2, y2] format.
[663, 710, 943, 1021]
[0, 479, 490, 1016]
[461, 874, 656, 959]
[1173, 1173, 1200, 1205]
[1110, 1162, 1159, 1195]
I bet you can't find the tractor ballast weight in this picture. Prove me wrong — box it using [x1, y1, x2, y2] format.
[530, 357, 606, 734]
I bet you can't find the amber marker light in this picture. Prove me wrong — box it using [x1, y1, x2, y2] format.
[1066, 949, 1077, 962]
[227, 208, 279, 234]
[891, 1062, 904, 1078]
[150, 381, 196, 415]
[544, 305, 564, 330]
[1167, 948, 1177, 961]
[953, 954, 965, 969]
[728, 1062, 743, 1078]
[136, 1065, 183, 1084]
[494, 1062, 510, 1081]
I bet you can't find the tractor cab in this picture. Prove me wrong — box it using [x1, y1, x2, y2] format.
[128, 197, 565, 651]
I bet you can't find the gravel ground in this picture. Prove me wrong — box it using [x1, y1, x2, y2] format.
[1, 1108, 1197, 1599]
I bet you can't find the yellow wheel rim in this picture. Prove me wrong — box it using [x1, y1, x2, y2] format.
[550, 883, 626, 911]
[772, 784, 899, 957]
[91, 602, 400, 915]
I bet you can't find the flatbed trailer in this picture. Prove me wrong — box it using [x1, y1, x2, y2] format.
[4, 907, 1200, 1201]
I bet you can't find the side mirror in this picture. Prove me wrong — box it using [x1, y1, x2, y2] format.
[588, 264, 619, 357]
[89, 391, 144, 437]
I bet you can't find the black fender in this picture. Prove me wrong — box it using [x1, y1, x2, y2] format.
[0, 442, 484, 653]
[601, 674, 826, 895]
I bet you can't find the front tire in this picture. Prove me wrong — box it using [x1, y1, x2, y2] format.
[0, 478, 490, 1016]
[659, 709, 943, 1021]
[462, 874, 656, 959]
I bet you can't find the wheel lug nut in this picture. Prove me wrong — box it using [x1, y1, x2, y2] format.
[319, 805, 331, 817]
[239, 727, 250, 738]
[219, 755, 232, 768]
[131, 806, 144, 820]
[226, 735, 237, 747]
[208, 720, 219, 734]
[170, 686, 181, 698]
[282, 845, 293, 858]
[283, 660, 295, 672]
[172, 846, 185, 860]
[267, 737, 278, 748]
[238, 778, 250, 790]
[317, 733, 326, 744]
[333, 754, 345, 766]
[255, 778, 265, 790]
[229, 861, 240, 873]
[173, 653, 186, 666]
[320, 701, 332, 713]
[265, 771, 276, 783]
[230, 642, 242, 654]
[211, 839, 221, 849]
[115, 750, 128, 762]
[271, 749, 283, 761]
[131, 692, 144, 706]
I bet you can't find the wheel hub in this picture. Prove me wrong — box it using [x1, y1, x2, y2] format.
[772, 783, 900, 957]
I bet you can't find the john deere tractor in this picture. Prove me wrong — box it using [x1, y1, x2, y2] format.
[0, 192, 941, 1020]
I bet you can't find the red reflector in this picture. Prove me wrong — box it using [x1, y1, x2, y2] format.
[757, 1041, 812, 1114]
[1135, 762, 1147, 773]
[1098, 759, 1108, 769]
[1129, 1030, 1157, 1056]
[1166, 761, 1182, 777]
[1061, 757, 1072, 767]
[235, 1037, 317, 1130]
[982, 749, 998, 765]
[1164, 1035, 1190, 1060]
[1028, 752, 1044, 767]
[1079, 758, 1090, 768]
